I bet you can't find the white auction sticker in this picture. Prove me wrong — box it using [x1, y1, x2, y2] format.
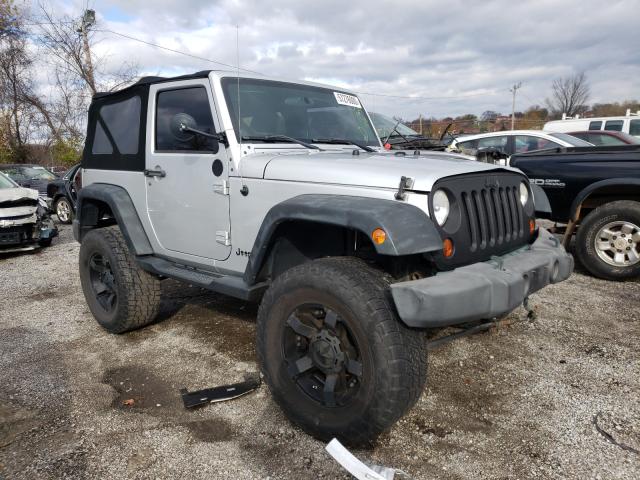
[334, 92, 362, 109]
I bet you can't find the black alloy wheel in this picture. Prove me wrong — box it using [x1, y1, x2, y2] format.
[283, 304, 363, 408]
[88, 252, 117, 313]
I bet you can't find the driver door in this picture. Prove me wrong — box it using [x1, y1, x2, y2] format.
[145, 80, 231, 261]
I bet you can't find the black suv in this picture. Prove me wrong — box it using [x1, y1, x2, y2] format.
[46, 164, 81, 224]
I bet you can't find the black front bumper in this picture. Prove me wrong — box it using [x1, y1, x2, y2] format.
[390, 228, 573, 328]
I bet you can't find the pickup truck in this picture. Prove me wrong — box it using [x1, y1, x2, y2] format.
[74, 70, 572, 444]
[510, 145, 640, 281]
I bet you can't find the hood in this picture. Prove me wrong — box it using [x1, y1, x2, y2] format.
[0, 186, 39, 219]
[256, 150, 520, 192]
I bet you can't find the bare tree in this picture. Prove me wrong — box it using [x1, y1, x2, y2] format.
[35, 3, 138, 95]
[31, 3, 138, 159]
[0, 0, 42, 163]
[547, 72, 590, 117]
[0, 0, 19, 39]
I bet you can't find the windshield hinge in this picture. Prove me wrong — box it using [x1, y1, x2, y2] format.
[216, 230, 231, 246]
[213, 180, 229, 195]
[395, 176, 415, 201]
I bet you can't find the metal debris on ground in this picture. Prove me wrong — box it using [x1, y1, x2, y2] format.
[180, 373, 261, 408]
[325, 438, 413, 480]
[593, 412, 640, 455]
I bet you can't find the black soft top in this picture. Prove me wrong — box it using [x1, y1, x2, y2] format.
[84, 70, 221, 171]
[93, 70, 214, 99]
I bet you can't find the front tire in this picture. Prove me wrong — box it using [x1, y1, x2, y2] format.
[256, 257, 428, 445]
[576, 200, 640, 280]
[79, 226, 162, 333]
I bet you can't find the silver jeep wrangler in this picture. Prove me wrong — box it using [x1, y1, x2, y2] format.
[74, 70, 573, 444]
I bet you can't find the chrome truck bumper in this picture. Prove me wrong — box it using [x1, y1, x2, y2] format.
[390, 228, 573, 328]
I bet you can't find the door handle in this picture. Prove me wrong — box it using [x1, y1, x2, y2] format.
[144, 167, 166, 178]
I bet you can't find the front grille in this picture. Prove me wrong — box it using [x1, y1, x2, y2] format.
[461, 185, 524, 252]
[0, 225, 33, 245]
[429, 172, 533, 268]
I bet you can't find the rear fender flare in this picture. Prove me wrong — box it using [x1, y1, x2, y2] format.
[74, 183, 153, 255]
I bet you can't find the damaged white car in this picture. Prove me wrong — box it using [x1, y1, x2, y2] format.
[0, 171, 58, 253]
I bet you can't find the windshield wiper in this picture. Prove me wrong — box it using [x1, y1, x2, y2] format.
[241, 135, 320, 150]
[311, 138, 375, 152]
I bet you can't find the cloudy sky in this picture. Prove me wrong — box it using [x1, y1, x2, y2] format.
[37, 0, 640, 119]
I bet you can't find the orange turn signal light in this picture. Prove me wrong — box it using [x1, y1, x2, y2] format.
[443, 238, 454, 258]
[372, 228, 386, 245]
[529, 219, 536, 235]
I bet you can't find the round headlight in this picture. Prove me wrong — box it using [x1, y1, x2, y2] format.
[432, 189, 450, 226]
[519, 181, 529, 206]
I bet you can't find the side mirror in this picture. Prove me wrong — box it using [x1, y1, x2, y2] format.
[169, 113, 198, 142]
[169, 113, 220, 154]
[476, 147, 507, 164]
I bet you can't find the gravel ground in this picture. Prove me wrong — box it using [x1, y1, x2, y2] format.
[1, 223, 638, 479]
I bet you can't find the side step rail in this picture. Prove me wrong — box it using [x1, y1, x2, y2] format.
[137, 256, 267, 301]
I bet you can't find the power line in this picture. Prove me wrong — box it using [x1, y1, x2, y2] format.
[91, 28, 503, 102]
[356, 90, 499, 101]
[95, 28, 264, 75]
[22, 21, 511, 104]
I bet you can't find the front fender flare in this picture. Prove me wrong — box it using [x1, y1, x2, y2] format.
[530, 184, 552, 215]
[243, 194, 442, 284]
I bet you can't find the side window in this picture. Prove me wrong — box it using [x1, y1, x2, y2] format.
[630, 119, 640, 137]
[514, 135, 560, 153]
[456, 139, 478, 154]
[604, 120, 624, 132]
[569, 132, 588, 141]
[156, 87, 216, 152]
[92, 96, 141, 155]
[477, 136, 508, 150]
[597, 134, 625, 146]
[588, 121, 602, 130]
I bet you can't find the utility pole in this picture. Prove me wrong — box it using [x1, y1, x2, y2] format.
[510, 82, 522, 130]
[78, 9, 96, 95]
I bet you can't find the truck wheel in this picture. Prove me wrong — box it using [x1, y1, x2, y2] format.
[576, 200, 640, 280]
[54, 197, 73, 224]
[79, 226, 162, 333]
[256, 257, 428, 445]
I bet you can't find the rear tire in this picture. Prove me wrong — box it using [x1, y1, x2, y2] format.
[54, 196, 73, 224]
[79, 226, 162, 333]
[256, 257, 428, 445]
[576, 200, 640, 280]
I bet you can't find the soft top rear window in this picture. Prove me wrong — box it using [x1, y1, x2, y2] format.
[92, 96, 141, 155]
[83, 86, 148, 172]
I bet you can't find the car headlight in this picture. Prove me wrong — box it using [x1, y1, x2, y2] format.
[432, 189, 450, 226]
[519, 181, 529, 206]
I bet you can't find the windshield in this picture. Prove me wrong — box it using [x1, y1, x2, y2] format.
[549, 133, 593, 147]
[368, 112, 419, 138]
[0, 172, 17, 189]
[221, 78, 380, 147]
[0, 165, 57, 181]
